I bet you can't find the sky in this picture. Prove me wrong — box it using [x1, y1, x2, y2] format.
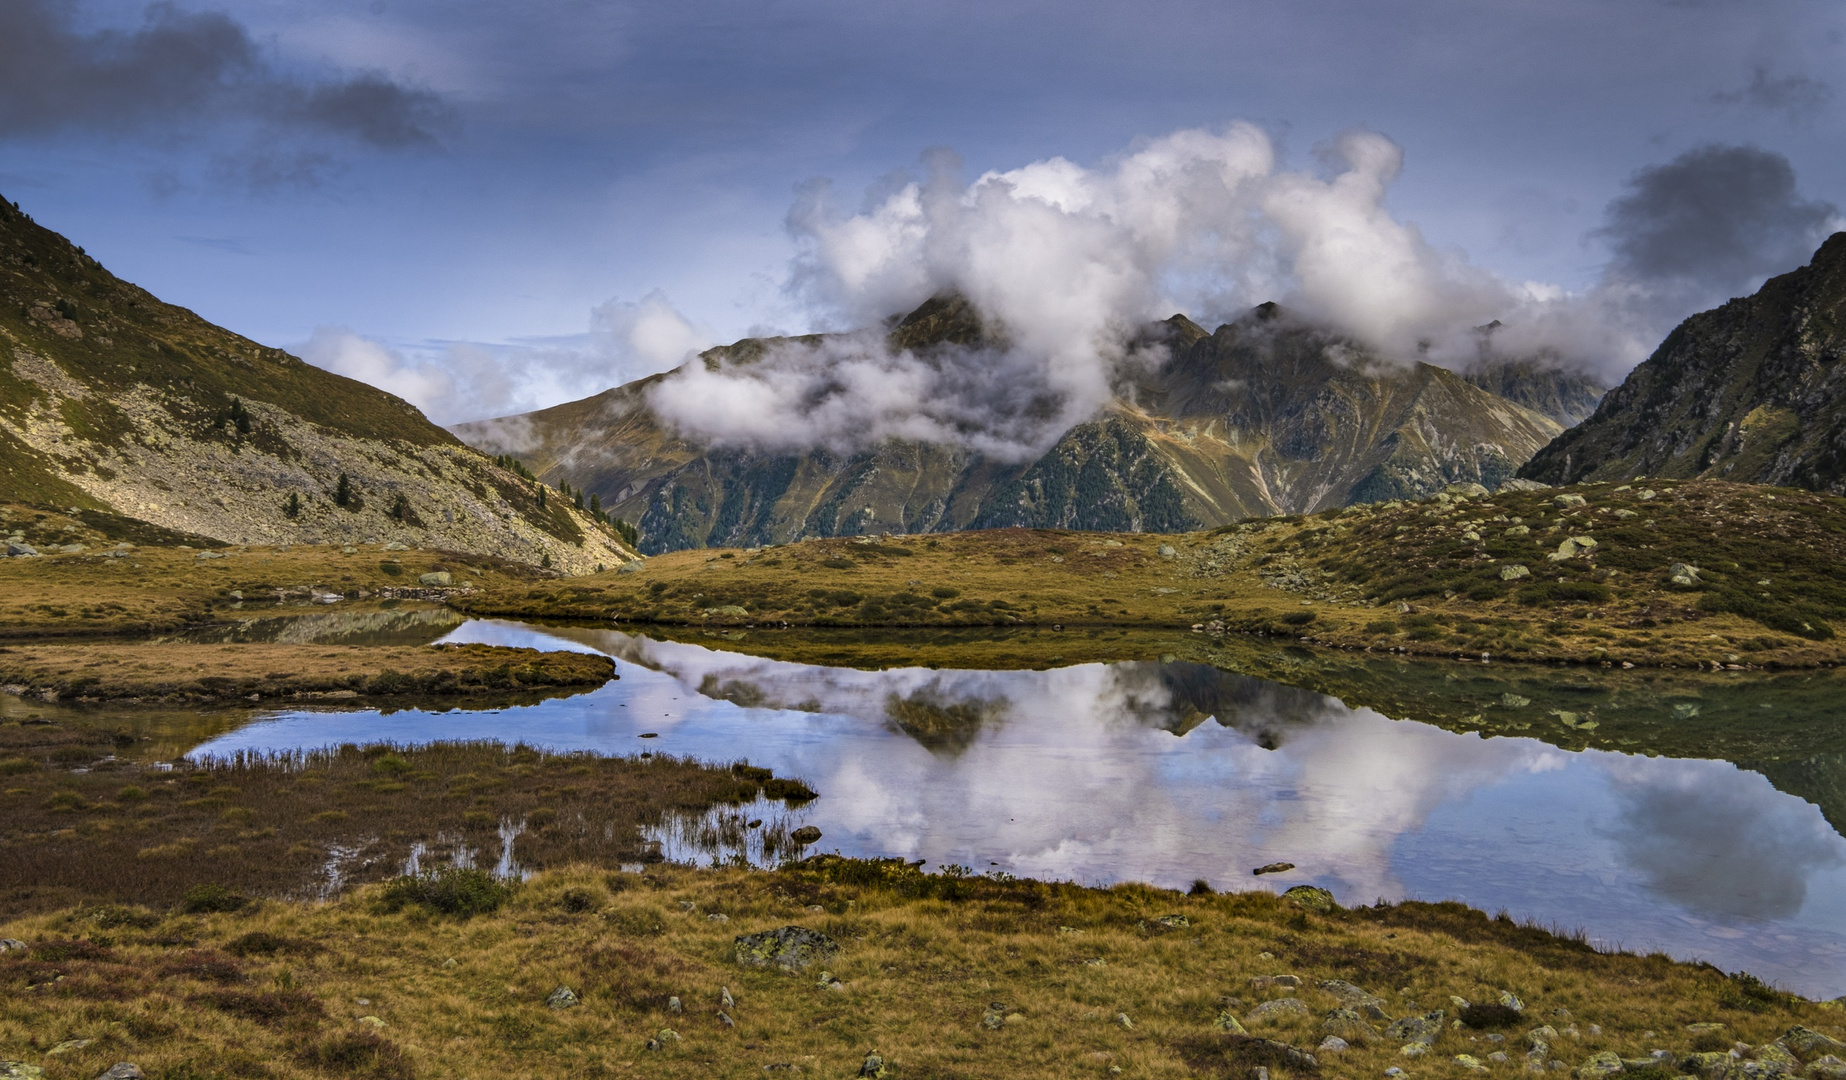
[2, 0, 1843, 427]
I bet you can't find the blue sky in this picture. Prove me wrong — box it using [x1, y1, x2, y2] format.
[2, 0, 1842, 423]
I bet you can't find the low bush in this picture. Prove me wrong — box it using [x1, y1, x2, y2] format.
[375, 867, 510, 918]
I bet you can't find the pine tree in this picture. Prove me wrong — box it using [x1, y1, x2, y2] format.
[334, 473, 354, 508]
[283, 492, 300, 518]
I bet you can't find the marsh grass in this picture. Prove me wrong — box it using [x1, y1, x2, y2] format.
[0, 741, 811, 916]
[0, 859, 1837, 1080]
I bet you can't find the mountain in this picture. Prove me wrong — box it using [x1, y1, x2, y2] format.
[0, 195, 631, 572]
[1521, 232, 1846, 489]
[459, 296, 1590, 554]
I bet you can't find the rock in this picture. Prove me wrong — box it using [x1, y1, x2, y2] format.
[983, 1002, 1006, 1030]
[1322, 1007, 1378, 1043]
[657, 1029, 681, 1043]
[789, 826, 822, 845]
[1245, 998, 1312, 1024]
[1282, 885, 1337, 913]
[545, 985, 580, 1010]
[1549, 538, 1587, 561]
[668, 995, 682, 1013]
[1457, 1054, 1490, 1072]
[1158, 545, 1177, 559]
[1669, 562, 1701, 586]
[1786, 1029, 1846, 1059]
[718, 1011, 735, 1028]
[1318, 1037, 1349, 1054]
[1553, 494, 1587, 508]
[722, 986, 736, 1009]
[1386, 1011, 1445, 1048]
[1751, 1043, 1801, 1076]
[1687, 1024, 1727, 1036]
[1505, 525, 1532, 537]
[0, 1066, 44, 1080]
[418, 571, 453, 586]
[1499, 991, 1525, 1012]
[1115, 1013, 1134, 1029]
[384, 541, 409, 551]
[5, 543, 37, 556]
[0, 939, 26, 952]
[47, 1041, 91, 1056]
[1805, 1055, 1846, 1080]
[617, 561, 644, 573]
[1501, 563, 1532, 580]
[1682, 1052, 1736, 1078]
[708, 913, 730, 923]
[1320, 980, 1389, 1020]
[733, 926, 838, 971]
[1504, 478, 1551, 492]
[1250, 975, 1301, 990]
[1156, 914, 1190, 928]
[1214, 1012, 1248, 1035]
[1527, 1026, 1559, 1049]
[1252, 862, 1295, 876]
[1446, 483, 1492, 498]
[96, 1067, 145, 1080]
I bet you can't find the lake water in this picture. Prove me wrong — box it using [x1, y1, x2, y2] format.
[188, 618, 1846, 1000]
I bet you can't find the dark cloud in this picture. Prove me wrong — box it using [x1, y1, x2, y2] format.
[1598, 144, 1839, 294]
[1712, 66, 1833, 122]
[0, 0, 454, 148]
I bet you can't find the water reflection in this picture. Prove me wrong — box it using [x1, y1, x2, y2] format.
[189, 621, 1846, 999]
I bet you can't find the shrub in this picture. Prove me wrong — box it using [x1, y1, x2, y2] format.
[764, 778, 818, 803]
[179, 884, 252, 914]
[1516, 581, 1611, 607]
[375, 867, 510, 917]
[296, 1032, 414, 1080]
[1459, 1002, 1523, 1028]
[0, 757, 37, 775]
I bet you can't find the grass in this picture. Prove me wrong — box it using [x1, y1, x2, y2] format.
[455, 479, 1846, 668]
[0, 740, 815, 917]
[0, 858, 1839, 1080]
[0, 642, 613, 703]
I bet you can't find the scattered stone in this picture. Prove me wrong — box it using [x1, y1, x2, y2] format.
[545, 985, 580, 1010]
[418, 571, 452, 586]
[718, 1011, 736, 1029]
[1553, 494, 1587, 508]
[709, 913, 730, 923]
[1575, 1051, 1623, 1078]
[1283, 885, 1337, 913]
[668, 996, 683, 1014]
[5, 542, 38, 556]
[733, 926, 838, 971]
[358, 1016, 386, 1029]
[0, 1069, 45, 1080]
[1215, 1012, 1248, 1035]
[96, 1067, 145, 1080]
[1669, 562, 1701, 586]
[1252, 862, 1295, 876]
[1250, 975, 1302, 991]
[1499, 991, 1525, 1012]
[1115, 1013, 1134, 1029]
[722, 986, 736, 1009]
[1505, 524, 1532, 538]
[1323, 1007, 1379, 1043]
[1386, 1011, 1445, 1049]
[1158, 545, 1177, 559]
[1753, 1042, 1800, 1074]
[0, 939, 26, 952]
[1155, 914, 1190, 928]
[790, 826, 823, 846]
[383, 541, 409, 551]
[1318, 1037, 1350, 1054]
[1457, 1054, 1490, 1072]
[1246, 998, 1312, 1024]
[47, 1041, 91, 1056]
[1501, 563, 1531, 580]
[1447, 483, 1491, 498]
[195, 550, 226, 560]
[1321, 980, 1389, 1020]
[1805, 1055, 1846, 1080]
[1687, 1023, 1726, 1036]
[983, 1002, 1006, 1030]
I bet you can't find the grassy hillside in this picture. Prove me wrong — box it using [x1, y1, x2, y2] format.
[0, 859, 1839, 1080]
[458, 479, 1846, 667]
[0, 197, 633, 572]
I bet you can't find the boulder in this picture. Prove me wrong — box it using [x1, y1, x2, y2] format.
[733, 926, 838, 971]
[1446, 483, 1491, 498]
[1785, 1029, 1846, 1060]
[96, 1068, 145, 1080]
[1553, 494, 1587, 508]
[1457, 1054, 1490, 1072]
[1386, 1011, 1445, 1048]
[0, 939, 26, 952]
[418, 571, 453, 587]
[1252, 862, 1295, 876]
[617, 561, 644, 574]
[789, 825, 823, 845]
[1155, 914, 1190, 928]
[1501, 564, 1531, 580]
[1669, 562, 1701, 586]
[0, 1066, 44, 1080]
[1158, 545, 1177, 559]
[1681, 1055, 1735, 1080]
[1320, 979, 1389, 1019]
[1282, 885, 1337, 913]
[858, 1052, 889, 1078]
[1575, 1051, 1624, 1078]
[1249, 975, 1298, 991]
[1245, 998, 1312, 1024]
[1504, 525, 1532, 537]
[1322, 1007, 1378, 1043]
[1318, 1037, 1350, 1054]
[5, 543, 37, 556]
[1806, 1055, 1846, 1080]
[1214, 1012, 1248, 1035]
[545, 985, 579, 1010]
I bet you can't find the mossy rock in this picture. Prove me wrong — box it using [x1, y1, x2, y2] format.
[733, 925, 838, 971]
[1283, 884, 1338, 913]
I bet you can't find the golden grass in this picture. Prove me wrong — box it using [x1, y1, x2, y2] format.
[458, 479, 1846, 668]
[0, 860, 1839, 1080]
[0, 642, 612, 703]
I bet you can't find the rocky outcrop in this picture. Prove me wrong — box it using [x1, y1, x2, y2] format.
[1521, 233, 1846, 491]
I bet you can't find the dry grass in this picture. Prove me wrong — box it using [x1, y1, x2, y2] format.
[0, 502, 547, 638]
[0, 642, 612, 703]
[458, 479, 1846, 668]
[0, 859, 1838, 1080]
[0, 741, 809, 917]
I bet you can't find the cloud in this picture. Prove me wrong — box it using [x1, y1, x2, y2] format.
[296, 290, 709, 426]
[1712, 66, 1833, 123]
[0, 0, 454, 151]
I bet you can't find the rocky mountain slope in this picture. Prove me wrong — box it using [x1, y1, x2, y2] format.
[0, 195, 632, 573]
[460, 297, 1593, 554]
[1521, 232, 1846, 489]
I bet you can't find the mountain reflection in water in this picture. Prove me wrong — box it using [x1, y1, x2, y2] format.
[189, 621, 1846, 999]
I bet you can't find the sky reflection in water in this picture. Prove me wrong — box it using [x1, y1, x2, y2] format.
[188, 620, 1846, 998]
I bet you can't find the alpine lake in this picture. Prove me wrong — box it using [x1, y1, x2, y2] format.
[138, 604, 1846, 1002]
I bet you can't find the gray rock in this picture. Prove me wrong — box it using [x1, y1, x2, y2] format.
[545, 985, 579, 1009]
[1681, 1052, 1733, 1078]
[1503, 479, 1551, 492]
[1322, 1007, 1378, 1043]
[667, 996, 682, 1014]
[1501, 563, 1532, 580]
[1115, 1013, 1134, 1029]
[384, 541, 409, 551]
[1446, 483, 1491, 498]
[96, 1067, 145, 1080]
[1318, 1037, 1349, 1054]
[733, 926, 838, 971]
[1575, 1051, 1623, 1078]
[0, 1065, 44, 1080]
[1214, 1011, 1248, 1035]
[1245, 997, 1312, 1024]
[858, 1053, 889, 1078]
[1250, 974, 1300, 990]
[5, 543, 37, 556]
[789, 825, 822, 846]
[1457, 1054, 1490, 1072]
[1669, 562, 1701, 586]
[1320, 979, 1388, 1020]
[1282, 885, 1337, 913]
[1805, 1055, 1846, 1080]
[195, 550, 226, 559]
[982, 1002, 1006, 1030]
[617, 560, 645, 573]
[1785, 1029, 1846, 1059]
[1386, 1010, 1446, 1047]
[1500, 991, 1526, 1013]
[418, 571, 452, 587]
[1553, 494, 1587, 508]
[0, 939, 26, 952]
[1155, 914, 1190, 928]
[1158, 545, 1177, 559]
